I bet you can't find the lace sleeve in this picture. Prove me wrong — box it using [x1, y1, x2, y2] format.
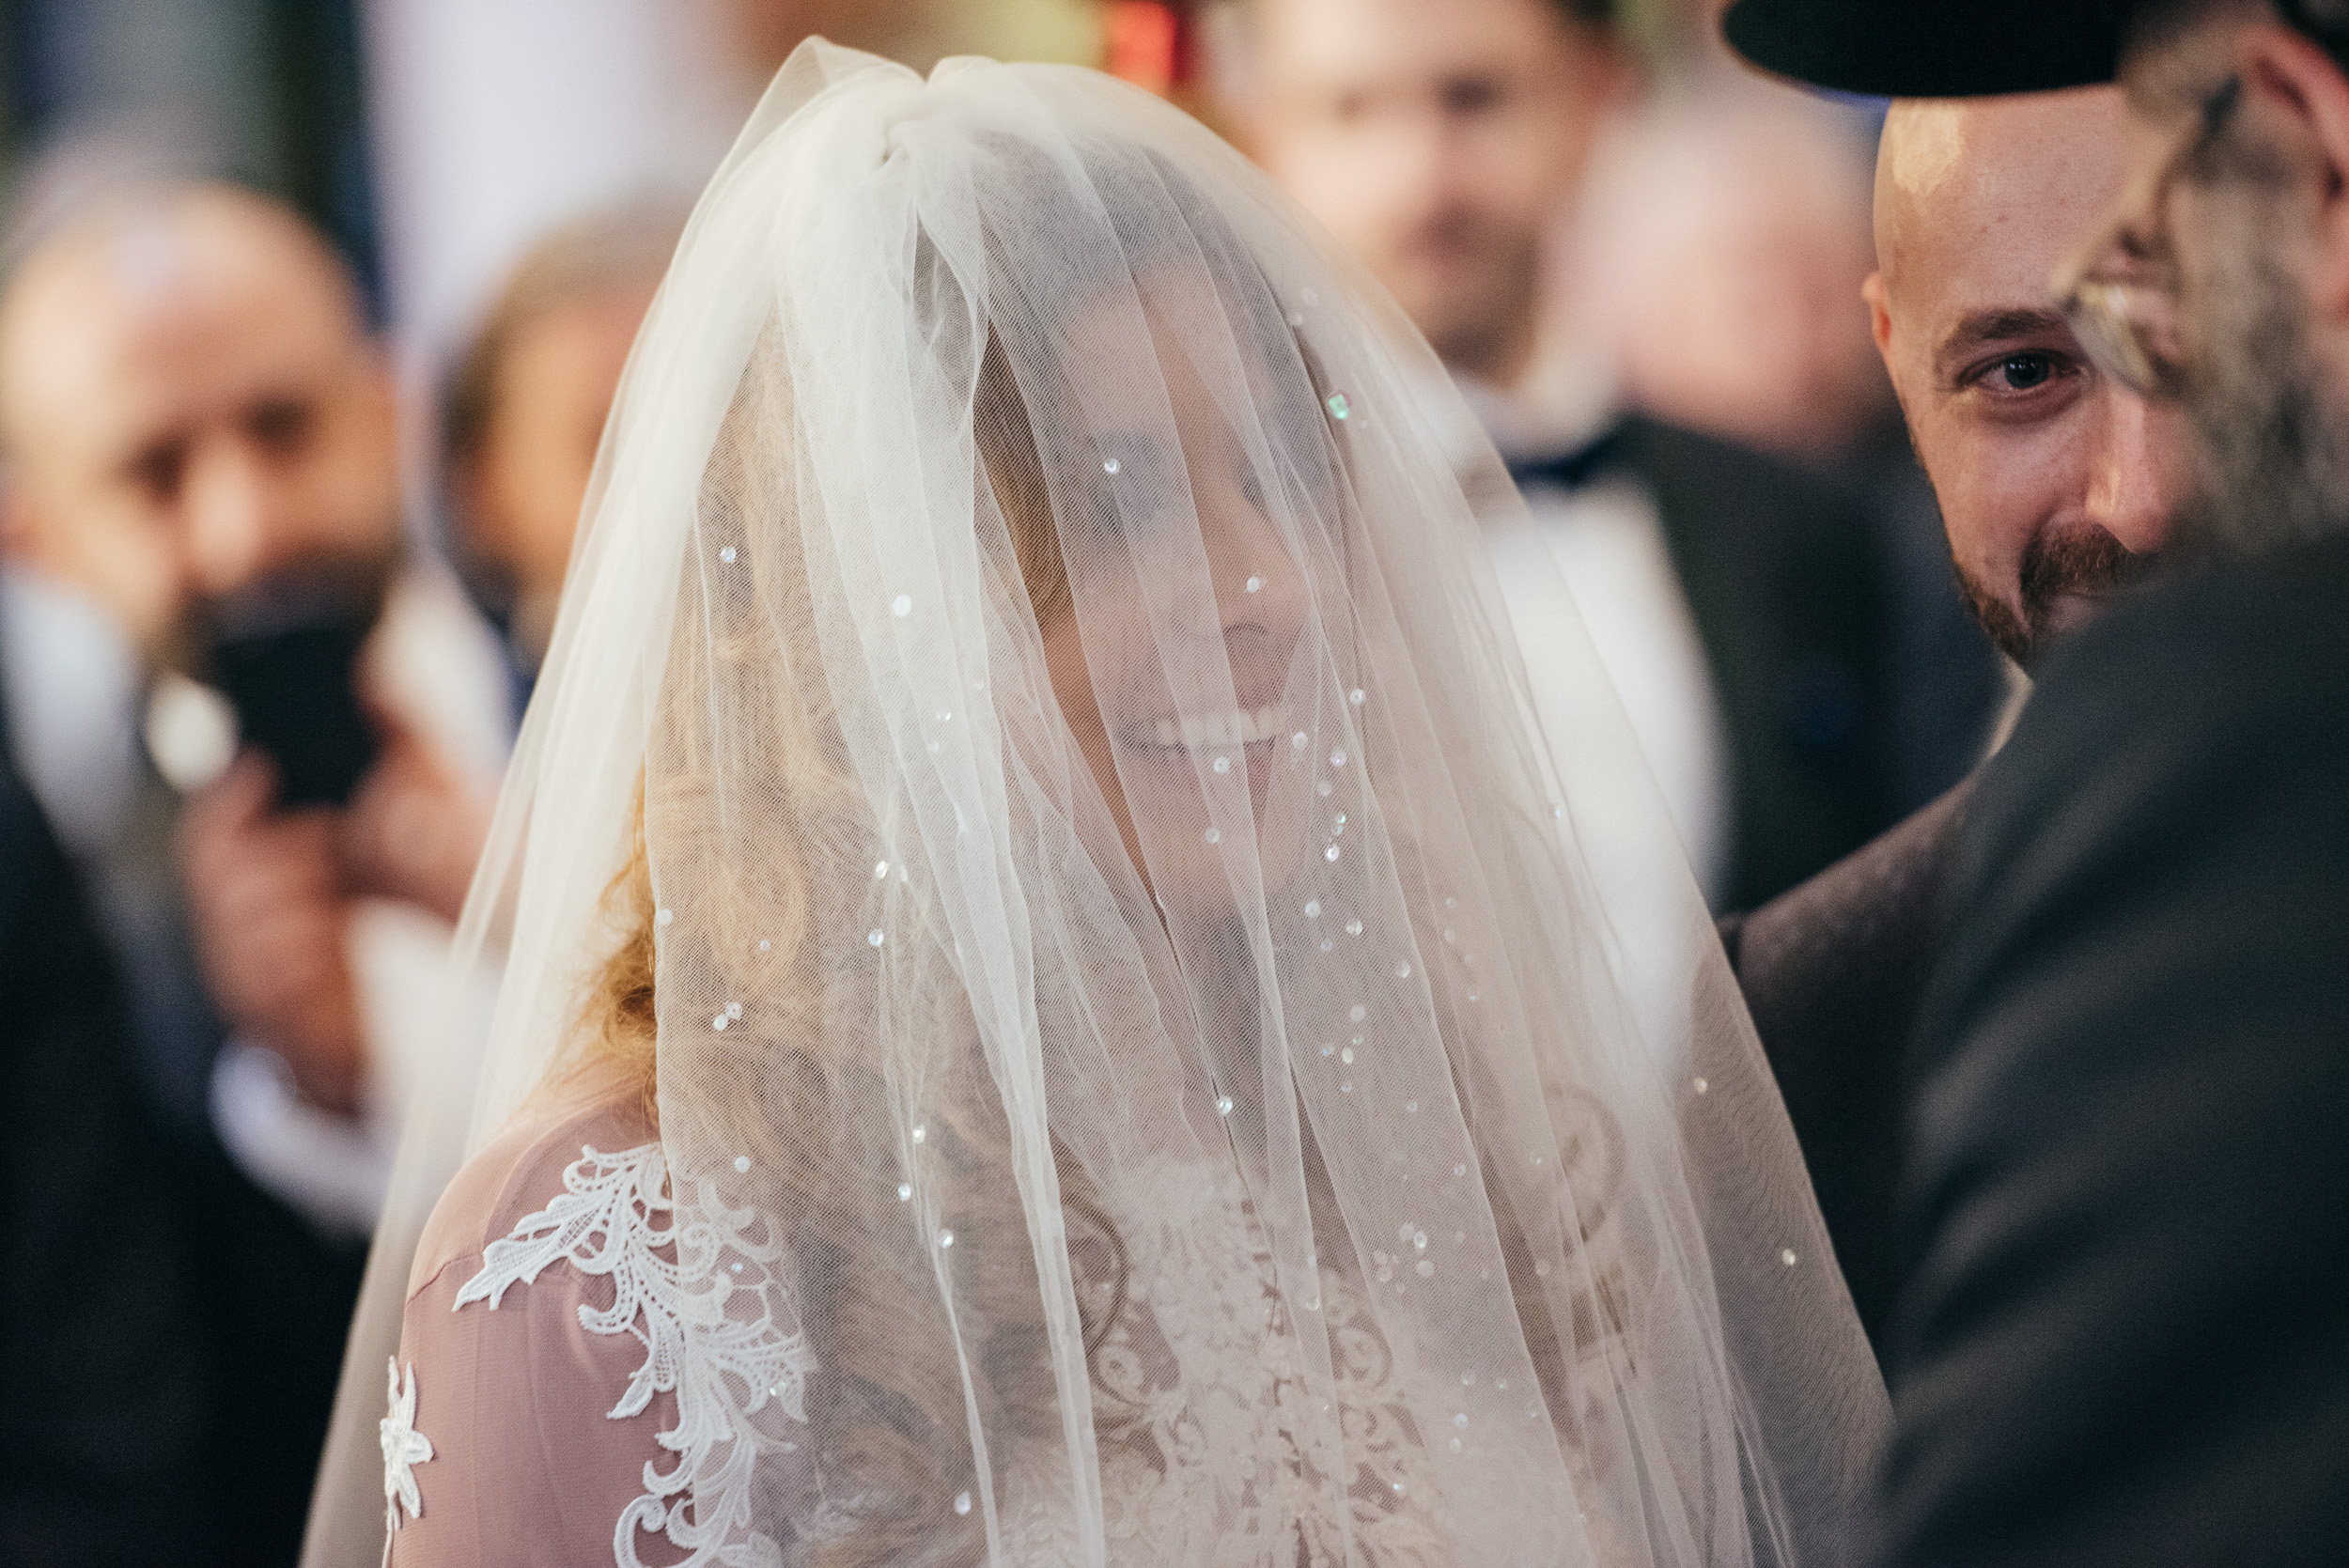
[382, 1139, 815, 1568]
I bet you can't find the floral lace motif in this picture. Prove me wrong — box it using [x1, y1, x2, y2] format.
[454, 1141, 813, 1568]
[381, 1358, 432, 1537]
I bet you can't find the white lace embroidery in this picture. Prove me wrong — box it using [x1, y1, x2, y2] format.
[381, 1357, 432, 1538]
[454, 1141, 813, 1568]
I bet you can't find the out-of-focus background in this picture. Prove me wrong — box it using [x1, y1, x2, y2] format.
[0, 3, 2006, 1563]
[0, 1, 1898, 480]
[0, 0, 1100, 413]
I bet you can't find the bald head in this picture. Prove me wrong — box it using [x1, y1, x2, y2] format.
[1875, 93, 2130, 302]
[0, 185, 361, 452]
[0, 183, 397, 662]
[1863, 88, 2186, 666]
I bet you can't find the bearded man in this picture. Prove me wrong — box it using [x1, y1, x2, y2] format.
[0, 179, 507, 1562]
[1726, 3, 2349, 1564]
[1723, 85, 2196, 1354]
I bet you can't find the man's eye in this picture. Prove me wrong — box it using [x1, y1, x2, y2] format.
[1992, 353, 2054, 391]
[249, 396, 315, 457]
[1439, 76, 1503, 116]
[128, 442, 187, 505]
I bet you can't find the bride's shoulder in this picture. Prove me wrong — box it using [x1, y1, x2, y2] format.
[408, 1094, 659, 1301]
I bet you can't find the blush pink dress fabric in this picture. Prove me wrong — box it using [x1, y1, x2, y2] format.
[384, 1100, 693, 1568]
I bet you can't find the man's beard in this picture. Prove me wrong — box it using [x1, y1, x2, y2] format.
[2173, 173, 2349, 558]
[1954, 525, 2155, 667]
[166, 538, 401, 680]
[1388, 213, 1539, 384]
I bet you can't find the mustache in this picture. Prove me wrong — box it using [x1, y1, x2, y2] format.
[169, 548, 398, 679]
[2017, 525, 2155, 623]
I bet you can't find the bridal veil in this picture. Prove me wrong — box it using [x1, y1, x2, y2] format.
[306, 39, 1886, 1568]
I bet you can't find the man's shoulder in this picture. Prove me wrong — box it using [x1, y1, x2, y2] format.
[1888, 532, 2349, 1568]
[1942, 530, 2349, 1010]
[1609, 413, 1886, 649]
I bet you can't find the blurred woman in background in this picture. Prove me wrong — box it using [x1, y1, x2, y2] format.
[441, 199, 687, 686]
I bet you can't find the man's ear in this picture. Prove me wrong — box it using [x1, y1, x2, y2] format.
[1861, 272, 1896, 370]
[2241, 21, 2349, 319]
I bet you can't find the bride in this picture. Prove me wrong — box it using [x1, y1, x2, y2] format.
[305, 39, 1884, 1568]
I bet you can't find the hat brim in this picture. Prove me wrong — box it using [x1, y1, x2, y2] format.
[1720, 0, 2127, 99]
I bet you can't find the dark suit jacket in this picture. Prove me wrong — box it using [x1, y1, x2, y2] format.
[1608, 418, 1924, 910]
[1875, 530, 2349, 1567]
[0, 709, 365, 1566]
[0, 743, 215, 1561]
[1719, 776, 1974, 1355]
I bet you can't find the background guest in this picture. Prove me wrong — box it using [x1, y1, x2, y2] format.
[440, 198, 687, 691]
[1234, 0, 1983, 913]
[1575, 83, 2009, 809]
[1, 679, 253, 1565]
[1580, 85, 1890, 471]
[0, 179, 507, 1562]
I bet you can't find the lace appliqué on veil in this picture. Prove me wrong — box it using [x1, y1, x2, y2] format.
[453, 1141, 813, 1568]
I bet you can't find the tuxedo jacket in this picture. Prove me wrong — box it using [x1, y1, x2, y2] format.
[1876, 530, 2349, 1567]
[1600, 417, 1951, 911]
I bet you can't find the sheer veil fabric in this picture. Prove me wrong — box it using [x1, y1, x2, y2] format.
[305, 39, 1887, 1568]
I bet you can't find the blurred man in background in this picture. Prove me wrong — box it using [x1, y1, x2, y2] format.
[441, 198, 686, 695]
[0, 180, 505, 1167]
[1237, 0, 1938, 915]
[0, 179, 504, 1562]
[1584, 88, 1891, 472]
[1721, 85, 2191, 1349]
[1575, 85, 2008, 811]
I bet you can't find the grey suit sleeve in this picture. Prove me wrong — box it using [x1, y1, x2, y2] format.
[1876, 536, 2349, 1568]
[1719, 776, 1972, 1352]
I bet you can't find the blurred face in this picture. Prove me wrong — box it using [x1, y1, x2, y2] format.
[1030, 296, 1311, 916]
[462, 277, 657, 653]
[0, 190, 399, 666]
[1247, 0, 1626, 384]
[1598, 109, 1890, 464]
[1866, 91, 2187, 666]
[2078, 14, 2349, 558]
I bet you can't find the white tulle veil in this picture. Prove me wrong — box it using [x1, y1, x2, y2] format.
[306, 39, 1886, 1568]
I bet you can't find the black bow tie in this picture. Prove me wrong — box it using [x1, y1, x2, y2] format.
[1503, 423, 1625, 495]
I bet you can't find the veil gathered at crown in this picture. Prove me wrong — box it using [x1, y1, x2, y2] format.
[304, 39, 1887, 1568]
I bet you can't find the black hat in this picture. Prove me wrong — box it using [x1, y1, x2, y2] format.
[1719, 0, 2144, 98]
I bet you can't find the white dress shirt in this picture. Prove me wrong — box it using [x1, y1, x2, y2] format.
[1455, 348, 1734, 908]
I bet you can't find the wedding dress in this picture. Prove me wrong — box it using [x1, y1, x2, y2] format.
[303, 39, 1887, 1568]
